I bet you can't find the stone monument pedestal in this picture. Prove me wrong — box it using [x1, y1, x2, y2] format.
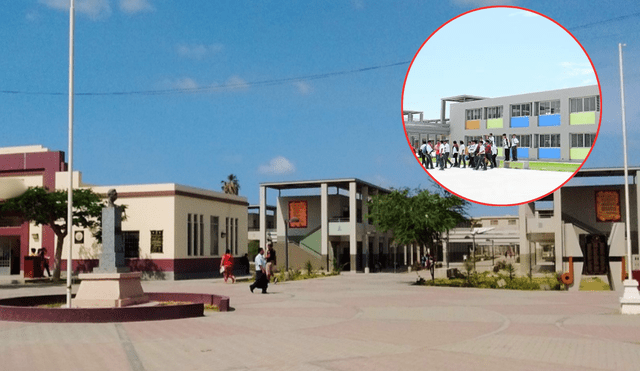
[620, 279, 640, 315]
[74, 272, 149, 308]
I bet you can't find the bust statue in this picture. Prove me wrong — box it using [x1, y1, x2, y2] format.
[107, 189, 118, 207]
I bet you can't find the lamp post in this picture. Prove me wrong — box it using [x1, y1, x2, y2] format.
[284, 217, 299, 271]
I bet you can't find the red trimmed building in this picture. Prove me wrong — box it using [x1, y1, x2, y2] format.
[0, 145, 248, 279]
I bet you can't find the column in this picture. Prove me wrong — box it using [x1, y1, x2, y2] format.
[553, 189, 563, 272]
[362, 186, 369, 273]
[349, 181, 357, 273]
[440, 99, 447, 126]
[321, 183, 329, 270]
[259, 185, 267, 249]
[519, 201, 535, 276]
[443, 236, 449, 268]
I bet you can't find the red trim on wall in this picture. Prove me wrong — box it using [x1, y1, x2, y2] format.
[109, 190, 249, 206]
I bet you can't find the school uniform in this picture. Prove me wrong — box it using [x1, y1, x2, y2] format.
[511, 137, 519, 161]
[503, 137, 510, 161]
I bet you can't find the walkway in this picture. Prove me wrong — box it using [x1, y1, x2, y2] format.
[1, 273, 639, 370]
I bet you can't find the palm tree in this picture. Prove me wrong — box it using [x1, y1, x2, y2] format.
[221, 174, 240, 195]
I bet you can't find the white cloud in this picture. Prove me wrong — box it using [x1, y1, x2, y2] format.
[225, 75, 249, 90]
[173, 77, 199, 90]
[40, 0, 112, 20]
[176, 43, 224, 60]
[293, 81, 312, 95]
[119, 0, 154, 14]
[258, 156, 296, 175]
[352, 0, 365, 10]
[559, 62, 594, 78]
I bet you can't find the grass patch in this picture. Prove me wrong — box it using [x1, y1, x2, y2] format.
[529, 162, 580, 172]
[579, 277, 611, 291]
[36, 302, 65, 308]
[415, 270, 563, 291]
[204, 304, 219, 311]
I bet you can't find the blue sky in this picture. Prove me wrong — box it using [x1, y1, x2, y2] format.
[403, 7, 597, 117]
[1, 0, 640, 218]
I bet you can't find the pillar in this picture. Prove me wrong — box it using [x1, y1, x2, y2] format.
[259, 185, 267, 249]
[349, 181, 357, 273]
[321, 183, 329, 270]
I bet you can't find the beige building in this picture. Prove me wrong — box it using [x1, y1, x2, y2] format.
[0, 145, 248, 279]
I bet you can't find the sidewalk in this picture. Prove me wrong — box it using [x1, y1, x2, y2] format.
[1, 273, 639, 371]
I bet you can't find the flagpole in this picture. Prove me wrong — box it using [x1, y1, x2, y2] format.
[618, 42, 640, 314]
[66, 0, 75, 308]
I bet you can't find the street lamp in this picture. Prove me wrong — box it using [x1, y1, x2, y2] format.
[465, 227, 494, 274]
[284, 217, 299, 271]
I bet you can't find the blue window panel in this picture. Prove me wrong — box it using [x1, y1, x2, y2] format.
[510, 116, 529, 128]
[517, 148, 529, 159]
[539, 114, 561, 127]
[538, 148, 560, 159]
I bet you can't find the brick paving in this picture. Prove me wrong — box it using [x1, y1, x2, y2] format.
[1, 273, 639, 370]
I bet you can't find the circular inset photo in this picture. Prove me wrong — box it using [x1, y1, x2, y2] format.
[402, 6, 601, 206]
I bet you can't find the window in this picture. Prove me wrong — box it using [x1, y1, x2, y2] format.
[485, 106, 503, 119]
[235, 218, 239, 255]
[570, 96, 600, 113]
[511, 103, 531, 117]
[150, 230, 163, 254]
[571, 133, 596, 148]
[187, 214, 192, 256]
[466, 108, 482, 120]
[199, 215, 204, 256]
[508, 219, 516, 225]
[210, 216, 219, 256]
[225, 217, 230, 251]
[123, 231, 140, 259]
[490, 219, 498, 226]
[514, 134, 531, 148]
[537, 100, 560, 115]
[537, 134, 561, 148]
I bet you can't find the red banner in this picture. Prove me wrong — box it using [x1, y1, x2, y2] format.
[288, 201, 308, 228]
[595, 190, 621, 222]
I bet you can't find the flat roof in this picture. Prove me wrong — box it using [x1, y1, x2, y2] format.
[260, 178, 391, 194]
[573, 167, 640, 178]
[440, 95, 487, 102]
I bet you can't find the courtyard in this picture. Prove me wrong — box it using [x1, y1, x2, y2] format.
[0, 273, 639, 371]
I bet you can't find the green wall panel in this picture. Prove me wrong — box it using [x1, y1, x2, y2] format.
[487, 118, 503, 129]
[570, 112, 596, 125]
[570, 147, 590, 160]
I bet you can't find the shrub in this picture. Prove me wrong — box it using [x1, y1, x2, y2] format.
[304, 260, 314, 277]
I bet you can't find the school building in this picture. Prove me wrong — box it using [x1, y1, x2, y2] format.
[0, 145, 248, 280]
[405, 85, 600, 162]
[257, 179, 394, 273]
[519, 167, 640, 291]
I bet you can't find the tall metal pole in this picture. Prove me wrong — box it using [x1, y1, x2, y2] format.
[66, 0, 75, 308]
[619, 43, 633, 279]
[284, 219, 289, 271]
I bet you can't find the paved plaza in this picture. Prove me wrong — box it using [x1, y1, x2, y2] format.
[1, 273, 640, 371]
[422, 162, 573, 205]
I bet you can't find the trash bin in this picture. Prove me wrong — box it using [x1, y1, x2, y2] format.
[24, 256, 43, 278]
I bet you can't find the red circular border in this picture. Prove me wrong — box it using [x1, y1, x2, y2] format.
[401, 5, 603, 207]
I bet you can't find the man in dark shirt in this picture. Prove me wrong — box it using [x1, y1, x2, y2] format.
[266, 242, 278, 284]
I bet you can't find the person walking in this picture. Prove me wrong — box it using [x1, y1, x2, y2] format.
[502, 134, 510, 162]
[444, 140, 453, 168]
[475, 141, 487, 170]
[452, 141, 459, 167]
[250, 248, 269, 294]
[39, 248, 51, 278]
[491, 140, 498, 168]
[468, 141, 477, 169]
[266, 242, 278, 284]
[220, 248, 236, 283]
[419, 141, 428, 167]
[458, 140, 466, 168]
[511, 134, 519, 161]
[434, 141, 441, 169]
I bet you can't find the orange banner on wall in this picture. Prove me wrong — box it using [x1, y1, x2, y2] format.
[595, 190, 621, 222]
[288, 201, 308, 228]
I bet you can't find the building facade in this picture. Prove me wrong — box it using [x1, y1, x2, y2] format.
[519, 167, 640, 291]
[405, 85, 600, 162]
[258, 179, 394, 273]
[0, 145, 248, 279]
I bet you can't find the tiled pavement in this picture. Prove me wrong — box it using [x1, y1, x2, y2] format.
[1, 273, 639, 371]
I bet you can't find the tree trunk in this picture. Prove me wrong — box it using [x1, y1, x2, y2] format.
[52, 231, 66, 282]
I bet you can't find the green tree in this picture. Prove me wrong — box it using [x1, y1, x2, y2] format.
[1, 187, 105, 281]
[367, 188, 468, 259]
[221, 174, 240, 195]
